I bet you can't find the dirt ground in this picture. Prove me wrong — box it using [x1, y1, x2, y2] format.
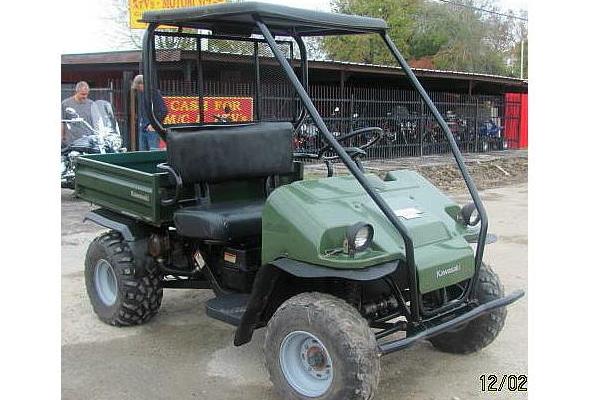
[304, 149, 528, 192]
[61, 153, 528, 400]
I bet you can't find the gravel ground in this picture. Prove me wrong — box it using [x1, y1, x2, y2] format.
[62, 153, 528, 400]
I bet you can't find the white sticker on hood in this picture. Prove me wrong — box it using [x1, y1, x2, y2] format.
[394, 207, 424, 219]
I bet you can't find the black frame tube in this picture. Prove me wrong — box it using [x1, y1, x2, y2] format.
[255, 18, 421, 320]
[292, 34, 309, 129]
[380, 33, 488, 300]
[253, 41, 261, 120]
[378, 289, 524, 355]
[142, 25, 168, 139]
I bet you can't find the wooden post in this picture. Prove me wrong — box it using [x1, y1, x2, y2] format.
[122, 70, 134, 151]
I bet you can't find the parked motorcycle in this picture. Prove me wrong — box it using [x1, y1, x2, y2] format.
[295, 107, 342, 154]
[61, 100, 125, 189]
[295, 116, 319, 153]
[478, 119, 506, 151]
[383, 105, 419, 145]
[423, 109, 470, 145]
[329, 106, 344, 138]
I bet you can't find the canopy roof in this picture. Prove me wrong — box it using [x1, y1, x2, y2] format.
[141, 1, 388, 36]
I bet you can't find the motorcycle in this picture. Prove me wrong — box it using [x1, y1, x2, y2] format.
[61, 100, 125, 189]
[423, 109, 469, 145]
[478, 119, 506, 151]
[383, 106, 419, 145]
[295, 107, 341, 154]
[328, 106, 342, 138]
[295, 116, 319, 153]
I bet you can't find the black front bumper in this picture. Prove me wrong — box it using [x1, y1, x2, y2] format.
[378, 289, 525, 355]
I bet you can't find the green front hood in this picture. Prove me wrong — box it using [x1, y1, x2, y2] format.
[262, 170, 475, 293]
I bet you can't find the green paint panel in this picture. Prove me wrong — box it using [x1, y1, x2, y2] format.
[74, 151, 178, 225]
[262, 170, 475, 293]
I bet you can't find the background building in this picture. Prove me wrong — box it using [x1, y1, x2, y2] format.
[61, 50, 528, 155]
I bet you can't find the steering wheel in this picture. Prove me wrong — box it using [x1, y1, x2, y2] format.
[293, 126, 382, 177]
[317, 127, 382, 160]
[315, 127, 382, 175]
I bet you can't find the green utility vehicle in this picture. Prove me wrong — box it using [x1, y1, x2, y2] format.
[76, 3, 524, 399]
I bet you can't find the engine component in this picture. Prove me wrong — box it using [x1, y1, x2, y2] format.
[148, 234, 170, 257]
[361, 295, 399, 320]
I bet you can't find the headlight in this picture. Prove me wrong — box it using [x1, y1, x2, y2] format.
[344, 222, 374, 256]
[459, 202, 481, 227]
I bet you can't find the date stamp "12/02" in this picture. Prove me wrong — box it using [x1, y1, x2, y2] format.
[480, 374, 528, 392]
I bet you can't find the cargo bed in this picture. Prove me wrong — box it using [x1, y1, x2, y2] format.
[75, 151, 179, 225]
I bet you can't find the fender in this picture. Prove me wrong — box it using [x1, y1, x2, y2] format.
[271, 258, 398, 281]
[84, 208, 157, 241]
[233, 258, 400, 346]
[84, 208, 157, 278]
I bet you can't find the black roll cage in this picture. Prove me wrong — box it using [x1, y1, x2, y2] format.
[141, 17, 489, 323]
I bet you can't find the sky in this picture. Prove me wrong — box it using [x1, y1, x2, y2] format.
[59, 0, 528, 54]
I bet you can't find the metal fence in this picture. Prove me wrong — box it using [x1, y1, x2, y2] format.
[298, 85, 519, 160]
[155, 79, 520, 159]
[61, 80, 521, 158]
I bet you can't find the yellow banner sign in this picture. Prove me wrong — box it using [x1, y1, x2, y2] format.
[129, 0, 226, 29]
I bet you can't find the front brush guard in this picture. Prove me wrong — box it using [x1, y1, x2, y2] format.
[377, 289, 525, 355]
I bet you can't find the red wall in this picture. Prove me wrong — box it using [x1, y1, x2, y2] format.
[504, 93, 528, 149]
[519, 93, 528, 148]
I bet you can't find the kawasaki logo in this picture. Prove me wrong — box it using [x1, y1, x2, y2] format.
[130, 190, 150, 202]
[436, 264, 461, 279]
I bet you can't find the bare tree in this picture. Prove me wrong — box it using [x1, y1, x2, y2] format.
[102, 0, 144, 50]
[101, 0, 233, 51]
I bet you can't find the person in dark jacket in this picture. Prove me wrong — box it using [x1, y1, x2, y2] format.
[132, 74, 168, 150]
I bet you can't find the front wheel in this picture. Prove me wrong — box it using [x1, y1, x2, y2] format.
[264, 292, 380, 400]
[429, 263, 507, 354]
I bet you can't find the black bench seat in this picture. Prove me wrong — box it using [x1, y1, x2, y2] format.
[173, 200, 264, 241]
[166, 122, 293, 242]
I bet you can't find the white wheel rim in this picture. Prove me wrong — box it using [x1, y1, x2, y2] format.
[279, 331, 333, 397]
[94, 259, 117, 306]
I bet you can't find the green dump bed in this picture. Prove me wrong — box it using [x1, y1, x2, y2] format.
[75, 151, 178, 225]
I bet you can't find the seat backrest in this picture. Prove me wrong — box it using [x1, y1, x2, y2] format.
[166, 122, 294, 184]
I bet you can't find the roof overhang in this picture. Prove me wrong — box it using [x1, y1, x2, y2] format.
[60, 50, 528, 90]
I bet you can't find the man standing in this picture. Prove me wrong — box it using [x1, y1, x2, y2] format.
[132, 75, 168, 151]
[61, 81, 95, 146]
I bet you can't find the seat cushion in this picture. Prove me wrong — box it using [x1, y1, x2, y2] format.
[166, 122, 294, 184]
[173, 201, 264, 241]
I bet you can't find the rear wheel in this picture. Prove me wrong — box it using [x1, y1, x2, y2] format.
[429, 263, 507, 354]
[264, 292, 380, 400]
[85, 231, 163, 326]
